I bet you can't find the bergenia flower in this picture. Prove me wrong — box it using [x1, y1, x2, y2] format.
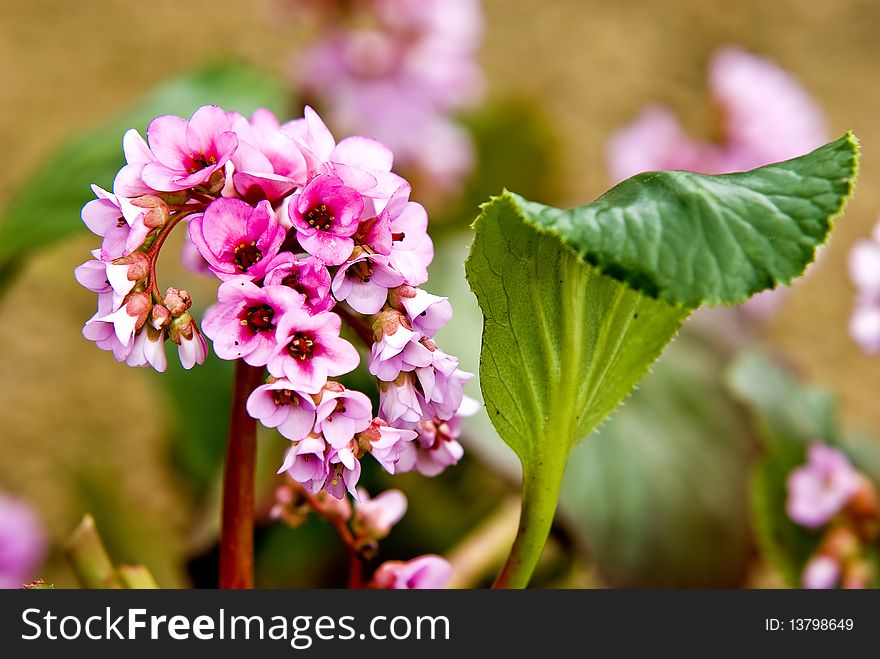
[388, 200, 433, 286]
[314, 383, 373, 449]
[0, 494, 46, 589]
[279, 436, 329, 494]
[331, 252, 405, 315]
[787, 443, 861, 529]
[848, 219, 880, 354]
[202, 278, 303, 366]
[289, 174, 363, 265]
[352, 488, 407, 540]
[141, 105, 238, 192]
[268, 308, 360, 393]
[362, 419, 418, 474]
[396, 287, 452, 338]
[264, 253, 335, 314]
[247, 378, 317, 442]
[188, 198, 286, 281]
[370, 555, 452, 590]
[325, 448, 362, 499]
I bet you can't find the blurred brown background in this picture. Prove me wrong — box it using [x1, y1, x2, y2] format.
[1, 0, 879, 585]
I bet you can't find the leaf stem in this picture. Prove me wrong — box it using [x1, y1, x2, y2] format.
[492, 455, 567, 589]
[64, 515, 123, 589]
[219, 360, 265, 589]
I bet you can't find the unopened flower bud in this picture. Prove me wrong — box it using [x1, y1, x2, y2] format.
[387, 285, 417, 310]
[199, 168, 226, 195]
[150, 304, 172, 330]
[111, 252, 150, 281]
[132, 195, 170, 229]
[125, 292, 153, 332]
[372, 308, 408, 341]
[159, 191, 190, 206]
[168, 311, 196, 344]
[164, 287, 192, 316]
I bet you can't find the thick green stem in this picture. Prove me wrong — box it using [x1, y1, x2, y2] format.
[118, 565, 160, 589]
[219, 360, 264, 589]
[493, 455, 568, 589]
[64, 515, 123, 589]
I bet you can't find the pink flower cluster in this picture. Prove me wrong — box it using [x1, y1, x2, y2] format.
[848, 219, 880, 354]
[607, 47, 828, 183]
[785, 443, 878, 589]
[292, 0, 484, 194]
[76, 104, 473, 498]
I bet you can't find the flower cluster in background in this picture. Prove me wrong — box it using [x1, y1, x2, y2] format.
[289, 0, 484, 196]
[0, 494, 46, 589]
[74, 104, 473, 499]
[272, 481, 451, 588]
[786, 443, 878, 589]
[848, 218, 880, 354]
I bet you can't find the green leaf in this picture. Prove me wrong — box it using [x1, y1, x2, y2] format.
[466, 135, 859, 587]
[0, 61, 288, 284]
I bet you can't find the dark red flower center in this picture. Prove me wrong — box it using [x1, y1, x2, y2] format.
[287, 331, 316, 361]
[240, 303, 275, 332]
[272, 389, 299, 406]
[189, 152, 217, 174]
[234, 241, 262, 272]
[281, 272, 310, 298]
[304, 203, 334, 232]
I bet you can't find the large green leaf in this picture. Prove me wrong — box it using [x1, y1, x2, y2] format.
[0, 61, 288, 284]
[465, 135, 859, 587]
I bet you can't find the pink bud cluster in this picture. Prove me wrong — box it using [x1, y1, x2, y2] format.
[848, 218, 880, 354]
[76, 104, 473, 497]
[291, 0, 484, 194]
[785, 443, 879, 589]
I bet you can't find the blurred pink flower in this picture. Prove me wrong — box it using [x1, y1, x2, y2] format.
[787, 443, 860, 529]
[371, 554, 451, 589]
[801, 555, 840, 590]
[353, 488, 408, 540]
[0, 495, 46, 589]
[848, 219, 880, 354]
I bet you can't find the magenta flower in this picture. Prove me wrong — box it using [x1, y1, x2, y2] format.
[314, 383, 373, 449]
[267, 308, 360, 393]
[279, 436, 329, 494]
[264, 253, 335, 314]
[229, 108, 308, 202]
[202, 279, 303, 366]
[289, 175, 364, 265]
[247, 378, 317, 442]
[141, 105, 238, 192]
[802, 555, 841, 590]
[331, 252, 405, 315]
[188, 199, 286, 281]
[787, 443, 861, 529]
[353, 488, 407, 540]
[370, 555, 451, 590]
[0, 494, 46, 589]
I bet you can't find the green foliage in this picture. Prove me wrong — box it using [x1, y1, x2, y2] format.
[0, 61, 288, 287]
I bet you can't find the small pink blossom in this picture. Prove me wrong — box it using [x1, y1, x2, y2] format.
[379, 374, 423, 424]
[369, 322, 433, 382]
[202, 278, 304, 366]
[314, 383, 373, 449]
[175, 322, 208, 370]
[371, 555, 451, 590]
[787, 443, 861, 529]
[289, 174, 363, 265]
[181, 229, 214, 277]
[82, 292, 134, 361]
[398, 288, 452, 338]
[0, 494, 46, 589]
[264, 253, 335, 314]
[279, 436, 329, 493]
[352, 488, 407, 540]
[74, 253, 111, 294]
[802, 555, 841, 590]
[247, 378, 317, 442]
[142, 105, 238, 192]
[125, 327, 168, 372]
[388, 201, 433, 286]
[93, 292, 151, 347]
[332, 252, 405, 315]
[325, 448, 362, 499]
[414, 346, 472, 421]
[229, 108, 308, 202]
[81, 185, 131, 261]
[848, 219, 880, 354]
[362, 418, 418, 474]
[268, 308, 360, 393]
[188, 198, 286, 281]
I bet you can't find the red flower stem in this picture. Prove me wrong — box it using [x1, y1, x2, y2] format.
[145, 207, 200, 302]
[219, 360, 265, 589]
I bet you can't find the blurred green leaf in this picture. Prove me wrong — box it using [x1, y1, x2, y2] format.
[0, 61, 288, 287]
[561, 331, 754, 587]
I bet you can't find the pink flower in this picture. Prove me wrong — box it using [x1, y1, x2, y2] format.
[362, 419, 418, 474]
[229, 108, 308, 202]
[176, 322, 208, 370]
[848, 220, 880, 354]
[142, 105, 239, 192]
[379, 374, 423, 424]
[279, 436, 329, 493]
[92, 291, 151, 348]
[331, 252, 405, 315]
[414, 345, 472, 421]
[181, 228, 214, 277]
[0, 494, 46, 589]
[202, 278, 304, 366]
[289, 174, 364, 265]
[371, 555, 451, 589]
[325, 448, 362, 499]
[607, 47, 827, 183]
[314, 383, 373, 449]
[74, 253, 111, 294]
[388, 201, 433, 286]
[352, 488, 407, 540]
[247, 378, 317, 442]
[125, 327, 168, 373]
[369, 320, 433, 382]
[787, 443, 861, 529]
[188, 198, 286, 281]
[802, 555, 841, 590]
[850, 305, 880, 354]
[268, 308, 360, 393]
[81, 185, 131, 261]
[264, 253, 335, 314]
[82, 292, 135, 361]
[398, 288, 452, 338]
